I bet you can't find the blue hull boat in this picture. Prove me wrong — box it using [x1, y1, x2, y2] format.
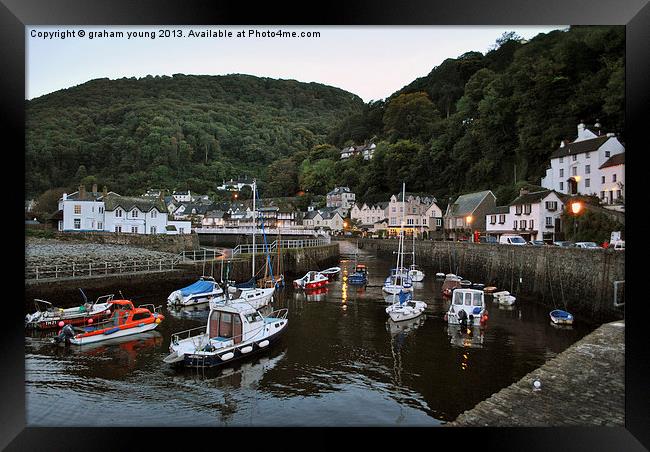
[550, 309, 574, 325]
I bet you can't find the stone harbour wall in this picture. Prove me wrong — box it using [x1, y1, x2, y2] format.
[359, 239, 625, 322]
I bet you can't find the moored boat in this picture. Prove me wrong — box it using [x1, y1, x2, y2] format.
[385, 290, 427, 322]
[435, 272, 446, 279]
[52, 299, 164, 346]
[441, 274, 462, 298]
[444, 288, 488, 327]
[163, 300, 288, 368]
[320, 267, 341, 280]
[460, 279, 472, 288]
[167, 276, 225, 307]
[483, 286, 498, 294]
[348, 264, 368, 285]
[550, 309, 574, 325]
[25, 290, 114, 330]
[226, 286, 275, 310]
[293, 271, 329, 290]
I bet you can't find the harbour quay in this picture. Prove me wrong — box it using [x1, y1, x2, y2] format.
[448, 320, 625, 426]
[359, 239, 625, 323]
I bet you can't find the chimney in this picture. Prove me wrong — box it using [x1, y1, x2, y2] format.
[92, 183, 98, 194]
[62, 192, 67, 201]
[577, 122, 585, 134]
[594, 119, 602, 135]
[560, 140, 565, 148]
[519, 187, 529, 197]
[102, 185, 108, 197]
[79, 184, 86, 199]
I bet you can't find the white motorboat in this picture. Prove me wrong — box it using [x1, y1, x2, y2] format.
[293, 271, 329, 290]
[163, 299, 288, 368]
[167, 276, 225, 307]
[435, 272, 446, 278]
[25, 290, 114, 330]
[320, 267, 341, 279]
[226, 286, 275, 310]
[445, 288, 488, 327]
[385, 290, 427, 322]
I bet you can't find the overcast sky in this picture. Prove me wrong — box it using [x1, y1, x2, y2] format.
[26, 26, 563, 102]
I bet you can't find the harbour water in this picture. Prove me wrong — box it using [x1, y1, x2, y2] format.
[25, 247, 595, 426]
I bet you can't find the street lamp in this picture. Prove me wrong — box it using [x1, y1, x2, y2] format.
[466, 215, 473, 242]
[570, 200, 583, 241]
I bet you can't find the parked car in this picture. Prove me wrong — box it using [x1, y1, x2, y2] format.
[553, 241, 574, 247]
[574, 242, 600, 249]
[499, 234, 527, 245]
[479, 236, 498, 244]
[528, 240, 545, 246]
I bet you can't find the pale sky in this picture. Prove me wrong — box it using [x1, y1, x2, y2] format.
[26, 26, 563, 102]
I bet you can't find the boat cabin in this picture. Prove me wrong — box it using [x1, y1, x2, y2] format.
[103, 300, 156, 326]
[206, 302, 268, 347]
[446, 289, 487, 326]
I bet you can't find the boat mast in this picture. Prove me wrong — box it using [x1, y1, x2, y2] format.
[400, 182, 406, 271]
[252, 179, 256, 278]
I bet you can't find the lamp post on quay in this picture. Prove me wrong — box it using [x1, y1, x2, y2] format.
[570, 200, 583, 241]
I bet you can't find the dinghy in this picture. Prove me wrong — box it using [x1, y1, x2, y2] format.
[320, 267, 341, 279]
[550, 309, 574, 325]
[293, 271, 329, 290]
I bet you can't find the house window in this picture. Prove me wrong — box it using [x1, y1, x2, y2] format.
[131, 209, 138, 218]
[131, 226, 138, 234]
[115, 225, 122, 233]
[74, 205, 81, 214]
[559, 182, 564, 191]
[524, 204, 531, 215]
[559, 169, 564, 177]
[515, 205, 522, 215]
[179, 228, 184, 234]
[602, 176, 605, 184]
[73, 218, 81, 229]
[585, 178, 590, 188]
[151, 210, 157, 218]
[605, 151, 611, 158]
[499, 215, 505, 224]
[616, 190, 622, 199]
[520, 220, 526, 229]
[571, 167, 577, 176]
[392, 207, 396, 213]
[612, 174, 617, 182]
[456, 218, 462, 227]
[529, 220, 534, 230]
[585, 165, 590, 174]
[99, 206, 104, 213]
[545, 201, 557, 211]
[490, 215, 496, 224]
[150, 226, 156, 234]
[586, 152, 590, 159]
[435, 218, 442, 227]
[546, 217, 552, 226]
[423, 218, 427, 225]
[116, 209, 123, 218]
[559, 157, 563, 163]
[98, 222, 103, 230]
[572, 154, 577, 161]
[600, 191, 605, 200]
[513, 221, 517, 230]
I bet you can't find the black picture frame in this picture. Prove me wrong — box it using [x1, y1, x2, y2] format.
[3, 0, 647, 449]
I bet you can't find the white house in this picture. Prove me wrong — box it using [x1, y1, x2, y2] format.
[351, 202, 389, 229]
[58, 184, 110, 232]
[541, 122, 625, 206]
[485, 188, 566, 242]
[302, 208, 344, 232]
[172, 190, 192, 203]
[216, 177, 254, 192]
[58, 185, 191, 235]
[339, 143, 376, 160]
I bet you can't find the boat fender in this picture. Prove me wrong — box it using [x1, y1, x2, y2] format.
[220, 352, 235, 361]
[259, 340, 269, 348]
[241, 346, 253, 354]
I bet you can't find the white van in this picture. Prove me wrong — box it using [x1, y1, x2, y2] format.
[611, 240, 625, 251]
[499, 234, 527, 245]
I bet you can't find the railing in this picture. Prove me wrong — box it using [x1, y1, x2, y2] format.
[193, 227, 322, 236]
[171, 325, 207, 346]
[25, 258, 178, 281]
[232, 238, 329, 256]
[177, 249, 222, 262]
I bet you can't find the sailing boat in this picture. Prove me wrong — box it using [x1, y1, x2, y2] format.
[407, 232, 425, 282]
[383, 182, 413, 296]
[228, 180, 275, 309]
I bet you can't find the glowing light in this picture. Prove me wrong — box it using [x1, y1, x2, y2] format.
[570, 201, 583, 215]
[466, 215, 473, 224]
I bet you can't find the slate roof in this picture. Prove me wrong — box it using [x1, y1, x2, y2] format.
[599, 152, 625, 169]
[327, 187, 352, 195]
[103, 194, 166, 212]
[303, 211, 319, 220]
[487, 206, 511, 215]
[62, 190, 105, 201]
[509, 190, 554, 206]
[205, 210, 226, 219]
[550, 136, 610, 159]
[446, 190, 494, 217]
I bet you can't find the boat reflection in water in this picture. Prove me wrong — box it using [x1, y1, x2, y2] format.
[446, 324, 485, 349]
[70, 330, 163, 356]
[386, 315, 426, 336]
[176, 348, 287, 389]
[167, 303, 211, 321]
[550, 321, 574, 330]
[294, 287, 328, 302]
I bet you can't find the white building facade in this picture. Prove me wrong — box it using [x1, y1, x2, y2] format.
[541, 123, 625, 207]
[326, 187, 356, 210]
[485, 189, 566, 242]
